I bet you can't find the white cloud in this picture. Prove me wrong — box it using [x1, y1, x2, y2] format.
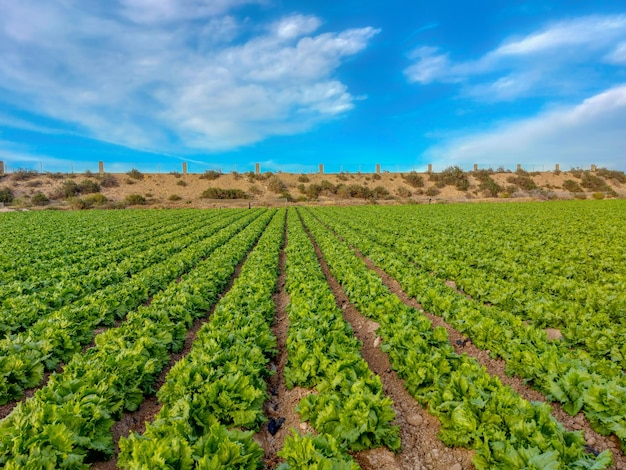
[405, 14, 626, 100]
[0, 1, 379, 153]
[424, 85, 626, 169]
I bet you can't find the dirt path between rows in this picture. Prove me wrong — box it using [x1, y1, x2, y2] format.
[91, 227, 267, 470]
[300, 215, 473, 470]
[356, 251, 626, 469]
[254, 219, 316, 468]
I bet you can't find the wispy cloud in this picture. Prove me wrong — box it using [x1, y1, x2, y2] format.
[0, 1, 379, 153]
[424, 85, 626, 169]
[405, 15, 626, 101]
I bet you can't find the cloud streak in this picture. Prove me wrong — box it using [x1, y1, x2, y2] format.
[0, 1, 379, 153]
[424, 85, 626, 169]
[405, 14, 626, 101]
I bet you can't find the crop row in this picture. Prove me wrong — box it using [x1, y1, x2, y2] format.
[0, 209, 264, 405]
[300, 208, 611, 469]
[311, 206, 626, 451]
[0, 210, 168, 284]
[0, 209, 215, 304]
[0, 209, 276, 468]
[321, 203, 626, 369]
[277, 209, 399, 467]
[118, 209, 285, 468]
[0, 210, 228, 337]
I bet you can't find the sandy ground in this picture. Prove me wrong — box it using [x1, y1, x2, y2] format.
[1, 169, 624, 210]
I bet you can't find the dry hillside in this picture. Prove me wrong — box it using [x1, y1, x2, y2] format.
[0, 167, 624, 210]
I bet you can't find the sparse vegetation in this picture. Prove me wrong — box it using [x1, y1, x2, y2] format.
[506, 175, 538, 191]
[396, 187, 412, 198]
[168, 194, 182, 201]
[176, 180, 187, 187]
[126, 169, 144, 180]
[596, 168, 626, 183]
[199, 170, 222, 181]
[425, 187, 440, 197]
[125, 193, 147, 205]
[581, 172, 610, 192]
[402, 171, 425, 188]
[563, 180, 583, 192]
[201, 188, 248, 199]
[83, 193, 108, 206]
[0, 187, 14, 203]
[11, 169, 39, 181]
[78, 179, 101, 194]
[297, 174, 310, 183]
[31, 192, 49, 206]
[267, 176, 286, 194]
[429, 166, 469, 191]
[98, 173, 119, 187]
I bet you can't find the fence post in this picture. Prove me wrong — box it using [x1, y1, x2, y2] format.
[376, 163, 381, 174]
[319, 164, 324, 174]
[473, 163, 478, 172]
[427, 164, 432, 174]
[591, 164, 597, 172]
[0, 161, 4, 176]
[555, 164, 560, 173]
[182, 162, 188, 175]
[98, 161, 104, 175]
[255, 163, 260, 175]
[517, 164, 522, 172]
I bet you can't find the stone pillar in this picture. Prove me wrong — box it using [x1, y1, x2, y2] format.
[591, 164, 597, 172]
[319, 164, 324, 174]
[555, 164, 560, 172]
[473, 163, 478, 172]
[98, 161, 104, 175]
[255, 163, 260, 175]
[0, 161, 4, 176]
[427, 164, 432, 174]
[182, 162, 188, 175]
[517, 164, 522, 172]
[376, 163, 381, 174]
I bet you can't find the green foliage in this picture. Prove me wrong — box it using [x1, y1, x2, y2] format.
[581, 173, 610, 192]
[176, 179, 187, 186]
[199, 170, 222, 181]
[201, 188, 248, 199]
[596, 168, 626, 183]
[11, 169, 39, 181]
[278, 433, 360, 470]
[125, 194, 146, 205]
[126, 169, 144, 180]
[267, 176, 287, 194]
[82, 193, 108, 206]
[59, 180, 81, 198]
[97, 173, 119, 188]
[168, 194, 182, 201]
[592, 192, 606, 200]
[0, 186, 14, 203]
[402, 171, 425, 188]
[31, 192, 50, 206]
[396, 187, 412, 198]
[78, 179, 101, 194]
[430, 166, 469, 191]
[506, 175, 538, 191]
[298, 174, 310, 183]
[563, 180, 583, 192]
[425, 187, 440, 197]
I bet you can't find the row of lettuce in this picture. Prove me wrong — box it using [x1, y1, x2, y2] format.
[300, 208, 612, 469]
[0, 209, 264, 404]
[0, 210, 224, 337]
[0, 209, 276, 467]
[311, 205, 626, 452]
[319, 202, 626, 369]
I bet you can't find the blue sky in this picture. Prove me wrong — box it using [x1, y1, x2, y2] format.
[1, 0, 625, 174]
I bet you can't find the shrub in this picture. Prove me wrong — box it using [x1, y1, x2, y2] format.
[169, 171, 182, 178]
[569, 167, 583, 178]
[11, 169, 39, 181]
[98, 173, 119, 187]
[32, 192, 49, 206]
[231, 171, 241, 180]
[297, 184, 306, 194]
[563, 179, 583, 192]
[176, 180, 187, 187]
[581, 172, 610, 192]
[168, 194, 182, 201]
[320, 180, 336, 195]
[425, 187, 440, 197]
[83, 193, 108, 206]
[396, 187, 412, 198]
[46, 172, 65, 180]
[597, 168, 626, 183]
[402, 171, 424, 188]
[506, 175, 537, 191]
[25, 180, 43, 188]
[0, 187, 14, 203]
[59, 180, 80, 198]
[267, 176, 286, 194]
[201, 188, 247, 199]
[126, 169, 144, 180]
[199, 170, 222, 181]
[124, 178, 136, 185]
[429, 166, 469, 190]
[125, 194, 147, 205]
[372, 186, 390, 198]
[372, 173, 381, 180]
[67, 197, 90, 209]
[306, 184, 323, 200]
[574, 192, 587, 200]
[337, 173, 349, 182]
[592, 192, 605, 200]
[78, 179, 101, 194]
[297, 174, 310, 183]
[248, 185, 262, 196]
[478, 178, 503, 197]
[346, 184, 374, 199]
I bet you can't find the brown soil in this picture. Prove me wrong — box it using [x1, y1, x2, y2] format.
[358, 253, 626, 469]
[301, 218, 474, 470]
[91, 229, 263, 469]
[3, 170, 624, 210]
[254, 220, 305, 468]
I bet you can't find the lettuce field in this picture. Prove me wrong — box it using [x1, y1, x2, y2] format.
[0, 200, 624, 469]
